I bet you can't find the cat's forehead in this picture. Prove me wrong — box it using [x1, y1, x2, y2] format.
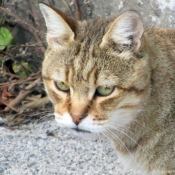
[50, 62, 119, 89]
[76, 18, 112, 39]
[43, 40, 133, 88]
[42, 17, 139, 88]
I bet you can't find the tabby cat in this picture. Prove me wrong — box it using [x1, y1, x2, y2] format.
[39, 3, 175, 175]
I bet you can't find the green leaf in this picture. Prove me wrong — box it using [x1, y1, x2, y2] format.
[0, 18, 6, 25]
[0, 27, 13, 50]
[12, 61, 32, 78]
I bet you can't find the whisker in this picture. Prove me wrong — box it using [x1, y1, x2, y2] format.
[131, 119, 150, 130]
[100, 130, 112, 141]
[106, 124, 148, 155]
[104, 128, 138, 166]
[28, 111, 51, 117]
[132, 119, 144, 127]
[107, 123, 135, 135]
[35, 113, 54, 123]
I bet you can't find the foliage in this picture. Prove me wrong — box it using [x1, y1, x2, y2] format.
[12, 61, 32, 78]
[0, 27, 13, 50]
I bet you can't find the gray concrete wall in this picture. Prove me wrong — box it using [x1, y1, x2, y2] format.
[92, 0, 175, 28]
[4, 0, 175, 45]
[50, 0, 175, 28]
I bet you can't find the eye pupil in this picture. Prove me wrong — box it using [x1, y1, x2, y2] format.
[55, 81, 70, 92]
[96, 86, 114, 96]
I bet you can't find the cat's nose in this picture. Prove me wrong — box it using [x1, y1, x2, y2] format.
[71, 114, 86, 125]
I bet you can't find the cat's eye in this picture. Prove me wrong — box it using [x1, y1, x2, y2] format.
[55, 81, 70, 92]
[96, 86, 115, 96]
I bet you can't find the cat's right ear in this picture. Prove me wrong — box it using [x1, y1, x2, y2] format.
[39, 3, 75, 49]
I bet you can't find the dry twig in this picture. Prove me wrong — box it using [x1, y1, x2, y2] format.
[20, 96, 50, 112]
[0, 6, 46, 53]
[0, 98, 19, 112]
[62, 0, 73, 16]
[48, 0, 55, 7]
[72, 0, 82, 20]
[4, 78, 42, 112]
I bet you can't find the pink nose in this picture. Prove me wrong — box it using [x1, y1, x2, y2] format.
[71, 114, 86, 125]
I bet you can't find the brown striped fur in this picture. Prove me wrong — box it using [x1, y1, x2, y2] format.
[40, 4, 175, 175]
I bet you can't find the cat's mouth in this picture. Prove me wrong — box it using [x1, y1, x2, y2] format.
[72, 128, 91, 133]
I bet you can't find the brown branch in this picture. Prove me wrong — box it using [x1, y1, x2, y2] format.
[0, 98, 19, 112]
[0, 7, 35, 33]
[48, 0, 55, 7]
[62, 0, 73, 16]
[73, 0, 82, 20]
[31, 37, 45, 54]
[28, 0, 45, 37]
[13, 51, 43, 59]
[19, 96, 50, 112]
[83, 0, 93, 4]
[3, 72, 24, 79]
[4, 78, 42, 112]
[7, 4, 34, 18]
[0, 6, 46, 53]
[0, 71, 41, 88]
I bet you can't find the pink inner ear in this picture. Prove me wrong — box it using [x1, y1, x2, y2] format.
[100, 11, 143, 52]
[40, 3, 75, 48]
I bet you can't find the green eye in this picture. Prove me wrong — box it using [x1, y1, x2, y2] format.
[96, 86, 115, 96]
[55, 81, 70, 92]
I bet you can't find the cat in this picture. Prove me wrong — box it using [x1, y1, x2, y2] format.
[39, 3, 175, 175]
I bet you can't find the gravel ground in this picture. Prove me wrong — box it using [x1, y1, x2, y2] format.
[0, 118, 135, 175]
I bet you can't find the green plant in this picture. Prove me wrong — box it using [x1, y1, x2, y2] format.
[12, 61, 32, 78]
[0, 27, 13, 50]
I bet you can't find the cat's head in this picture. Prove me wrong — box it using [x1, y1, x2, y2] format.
[40, 4, 150, 136]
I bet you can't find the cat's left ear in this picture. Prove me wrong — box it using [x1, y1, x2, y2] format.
[100, 11, 143, 52]
[39, 3, 76, 49]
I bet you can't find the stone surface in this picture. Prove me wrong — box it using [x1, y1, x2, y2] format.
[0, 119, 136, 175]
[91, 0, 175, 28]
[52, 0, 175, 28]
